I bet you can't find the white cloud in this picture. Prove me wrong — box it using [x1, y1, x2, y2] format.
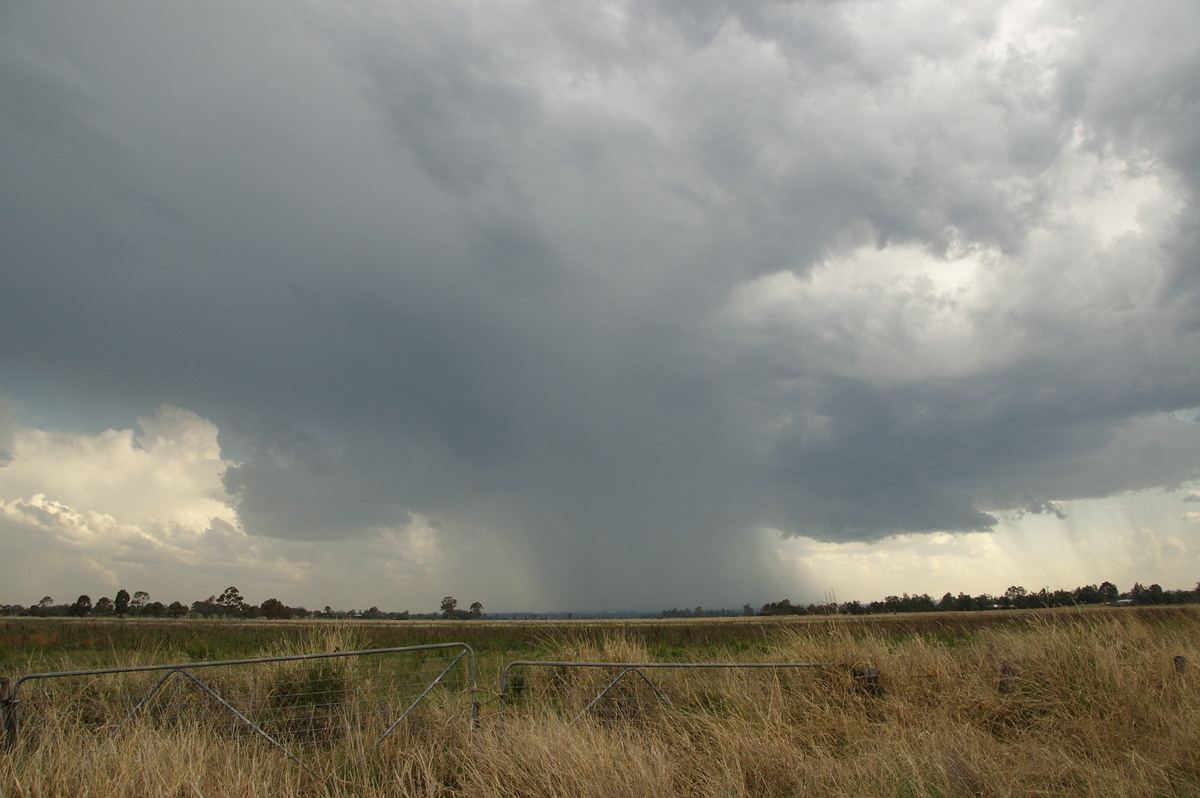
[0, 404, 500, 610]
[1122, 526, 1194, 583]
[0, 405, 237, 535]
[0, 406, 242, 600]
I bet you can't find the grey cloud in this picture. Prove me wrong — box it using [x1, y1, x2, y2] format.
[1020, 501, 1067, 520]
[0, 395, 16, 466]
[2, 0, 1199, 608]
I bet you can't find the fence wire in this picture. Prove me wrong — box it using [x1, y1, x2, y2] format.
[499, 661, 870, 727]
[9, 643, 476, 776]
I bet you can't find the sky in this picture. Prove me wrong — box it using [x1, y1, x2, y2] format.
[2, 0, 1198, 614]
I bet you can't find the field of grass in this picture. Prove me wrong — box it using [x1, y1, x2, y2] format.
[2, 606, 1198, 796]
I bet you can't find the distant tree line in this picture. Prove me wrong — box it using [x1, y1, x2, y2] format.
[756, 581, 1200, 616]
[0, 585, 438, 621]
[437, 596, 485, 620]
[6, 581, 1197, 621]
[659, 605, 756, 619]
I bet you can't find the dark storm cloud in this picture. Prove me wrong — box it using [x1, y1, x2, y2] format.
[2, 0, 1199, 607]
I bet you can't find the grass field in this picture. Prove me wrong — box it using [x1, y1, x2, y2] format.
[2, 606, 1198, 796]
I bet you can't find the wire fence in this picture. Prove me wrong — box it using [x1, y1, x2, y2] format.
[5, 643, 476, 777]
[497, 660, 878, 727]
[6, 647, 1186, 779]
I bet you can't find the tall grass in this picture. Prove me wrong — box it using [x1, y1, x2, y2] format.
[3, 608, 1198, 796]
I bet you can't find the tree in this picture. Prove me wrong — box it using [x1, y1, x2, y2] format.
[191, 596, 219, 618]
[131, 590, 150, 612]
[1002, 585, 1028, 609]
[1142, 583, 1165, 604]
[142, 601, 166, 618]
[94, 596, 115, 616]
[440, 596, 458, 619]
[469, 601, 483, 619]
[70, 595, 92, 617]
[114, 589, 131, 616]
[217, 586, 244, 617]
[166, 601, 189, 619]
[261, 598, 293, 620]
[761, 599, 795, 616]
[31, 596, 54, 615]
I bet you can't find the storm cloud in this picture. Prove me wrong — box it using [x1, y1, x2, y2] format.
[2, 0, 1198, 609]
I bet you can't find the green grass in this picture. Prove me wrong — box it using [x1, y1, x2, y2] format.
[2, 606, 1199, 796]
[1, 606, 1187, 674]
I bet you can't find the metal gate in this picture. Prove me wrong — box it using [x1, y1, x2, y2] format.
[7, 642, 476, 777]
[498, 660, 868, 726]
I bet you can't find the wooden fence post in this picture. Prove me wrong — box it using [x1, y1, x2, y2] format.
[0, 676, 16, 751]
[853, 666, 881, 696]
[999, 662, 1019, 694]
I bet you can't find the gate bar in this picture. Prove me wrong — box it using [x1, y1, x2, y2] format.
[499, 660, 836, 715]
[9, 643, 476, 752]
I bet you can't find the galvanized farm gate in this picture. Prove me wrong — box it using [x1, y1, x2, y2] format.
[3, 642, 476, 777]
[498, 660, 879, 726]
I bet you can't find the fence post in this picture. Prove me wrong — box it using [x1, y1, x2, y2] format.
[853, 666, 881, 696]
[1, 676, 16, 751]
[1174, 655, 1187, 676]
[999, 662, 1019, 694]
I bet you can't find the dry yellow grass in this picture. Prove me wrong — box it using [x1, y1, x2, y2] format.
[2, 608, 1198, 797]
